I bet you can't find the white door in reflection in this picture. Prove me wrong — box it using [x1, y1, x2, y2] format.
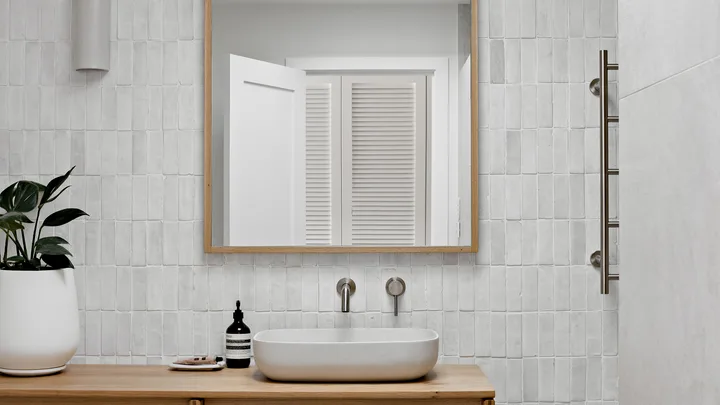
[224, 55, 306, 246]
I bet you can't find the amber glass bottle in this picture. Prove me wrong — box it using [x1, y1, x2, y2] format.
[225, 300, 251, 368]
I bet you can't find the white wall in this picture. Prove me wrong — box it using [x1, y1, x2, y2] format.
[211, 3, 462, 246]
[212, 3, 458, 66]
[619, 1, 720, 403]
[618, 0, 720, 98]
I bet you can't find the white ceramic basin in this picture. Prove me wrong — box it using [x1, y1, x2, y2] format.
[252, 328, 439, 382]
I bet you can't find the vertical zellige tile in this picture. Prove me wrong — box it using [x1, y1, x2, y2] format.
[458, 265, 474, 311]
[162, 41, 178, 85]
[538, 357, 555, 400]
[490, 267, 506, 311]
[552, 0, 568, 38]
[0, 0, 9, 42]
[178, 0, 193, 39]
[488, 0, 504, 38]
[146, 266, 163, 311]
[555, 357, 571, 402]
[491, 313, 506, 357]
[163, 0, 178, 40]
[584, 0, 601, 38]
[520, 0, 536, 38]
[504, 0, 520, 38]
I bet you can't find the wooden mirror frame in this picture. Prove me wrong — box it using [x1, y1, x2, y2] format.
[203, 0, 478, 253]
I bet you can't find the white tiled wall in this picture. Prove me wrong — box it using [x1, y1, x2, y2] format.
[0, 0, 618, 404]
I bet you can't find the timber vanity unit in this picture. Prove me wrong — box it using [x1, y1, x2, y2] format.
[0, 365, 495, 405]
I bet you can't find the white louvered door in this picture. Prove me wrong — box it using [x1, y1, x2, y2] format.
[305, 76, 342, 245]
[341, 76, 427, 246]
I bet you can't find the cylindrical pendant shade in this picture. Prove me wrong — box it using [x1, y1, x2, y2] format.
[72, 0, 110, 72]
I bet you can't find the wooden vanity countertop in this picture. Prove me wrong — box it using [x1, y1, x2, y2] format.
[0, 364, 494, 400]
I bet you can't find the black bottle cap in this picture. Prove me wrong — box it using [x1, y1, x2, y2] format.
[233, 300, 244, 321]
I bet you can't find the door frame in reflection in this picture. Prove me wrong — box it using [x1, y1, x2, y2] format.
[287, 58, 450, 247]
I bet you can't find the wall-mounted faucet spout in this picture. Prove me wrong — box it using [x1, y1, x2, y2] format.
[336, 278, 356, 313]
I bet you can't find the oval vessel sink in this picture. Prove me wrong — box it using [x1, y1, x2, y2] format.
[253, 328, 439, 382]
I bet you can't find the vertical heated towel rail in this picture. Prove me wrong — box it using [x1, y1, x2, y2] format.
[589, 50, 619, 295]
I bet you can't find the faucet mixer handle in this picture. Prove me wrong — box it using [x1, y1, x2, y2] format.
[385, 277, 406, 316]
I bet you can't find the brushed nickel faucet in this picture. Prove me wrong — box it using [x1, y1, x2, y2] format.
[336, 278, 356, 313]
[385, 277, 406, 316]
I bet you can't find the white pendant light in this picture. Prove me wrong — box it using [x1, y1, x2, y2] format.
[72, 0, 110, 72]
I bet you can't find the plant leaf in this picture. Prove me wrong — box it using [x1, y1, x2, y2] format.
[0, 182, 16, 212]
[3, 256, 37, 270]
[0, 211, 33, 223]
[42, 208, 89, 227]
[0, 220, 22, 232]
[40, 167, 74, 206]
[44, 185, 71, 205]
[0, 212, 32, 232]
[35, 236, 70, 248]
[36, 243, 72, 256]
[8, 181, 41, 213]
[26, 181, 47, 193]
[41, 254, 74, 269]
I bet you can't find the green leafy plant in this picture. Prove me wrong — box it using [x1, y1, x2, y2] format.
[0, 167, 88, 270]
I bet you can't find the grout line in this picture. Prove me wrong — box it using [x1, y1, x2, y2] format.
[620, 53, 720, 100]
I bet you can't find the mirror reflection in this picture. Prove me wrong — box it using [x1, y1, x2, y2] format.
[210, 0, 473, 247]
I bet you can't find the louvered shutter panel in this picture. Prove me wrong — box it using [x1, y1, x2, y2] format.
[341, 76, 427, 246]
[305, 76, 342, 245]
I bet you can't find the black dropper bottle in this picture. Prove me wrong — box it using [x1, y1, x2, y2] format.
[225, 300, 251, 368]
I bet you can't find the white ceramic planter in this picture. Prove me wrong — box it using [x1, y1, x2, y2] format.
[0, 268, 79, 376]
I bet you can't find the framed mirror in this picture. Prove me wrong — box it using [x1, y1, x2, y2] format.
[204, 0, 478, 253]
